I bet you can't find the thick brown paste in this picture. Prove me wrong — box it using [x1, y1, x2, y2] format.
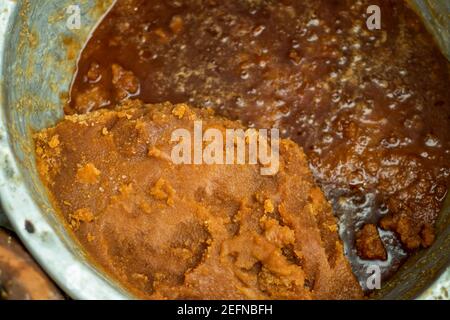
[35, 101, 363, 299]
[67, 0, 450, 284]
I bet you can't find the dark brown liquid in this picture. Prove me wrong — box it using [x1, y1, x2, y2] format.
[69, 0, 450, 289]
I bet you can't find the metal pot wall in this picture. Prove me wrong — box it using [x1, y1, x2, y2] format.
[0, 0, 448, 300]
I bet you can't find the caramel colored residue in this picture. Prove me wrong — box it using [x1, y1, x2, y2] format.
[150, 178, 176, 207]
[356, 224, 387, 261]
[76, 163, 101, 184]
[264, 199, 274, 214]
[172, 104, 187, 119]
[170, 15, 184, 34]
[87, 233, 96, 243]
[48, 135, 60, 148]
[69, 208, 95, 231]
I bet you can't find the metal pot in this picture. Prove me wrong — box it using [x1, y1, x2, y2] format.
[0, 0, 448, 300]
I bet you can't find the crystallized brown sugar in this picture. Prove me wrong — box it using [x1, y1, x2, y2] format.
[356, 224, 387, 261]
[35, 101, 363, 299]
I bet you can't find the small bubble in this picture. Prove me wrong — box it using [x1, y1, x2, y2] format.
[253, 25, 266, 37]
[322, 134, 333, 144]
[275, 100, 286, 108]
[307, 34, 318, 42]
[425, 135, 440, 148]
[331, 92, 341, 103]
[240, 71, 250, 80]
[381, 136, 400, 149]
[307, 19, 320, 27]
[235, 96, 246, 108]
[338, 56, 347, 65]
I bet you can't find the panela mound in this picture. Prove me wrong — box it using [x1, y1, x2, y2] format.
[35, 101, 363, 299]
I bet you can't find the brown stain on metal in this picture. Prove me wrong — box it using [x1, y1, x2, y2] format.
[62, 36, 81, 61]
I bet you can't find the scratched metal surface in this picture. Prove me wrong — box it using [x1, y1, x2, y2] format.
[0, 0, 448, 300]
[0, 0, 130, 300]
